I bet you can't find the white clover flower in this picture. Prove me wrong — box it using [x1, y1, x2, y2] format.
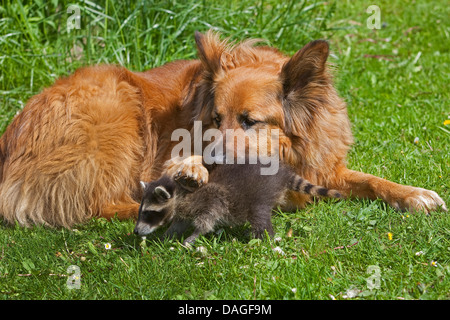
[273, 246, 285, 255]
[291, 288, 297, 293]
[196, 246, 207, 255]
[415, 251, 424, 256]
[343, 288, 359, 299]
[274, 236, 282, 242]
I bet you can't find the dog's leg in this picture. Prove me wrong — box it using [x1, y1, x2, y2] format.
[100, 201, 140, 220]
[332, 166, 447, 214]
[164, 155, 209, 190]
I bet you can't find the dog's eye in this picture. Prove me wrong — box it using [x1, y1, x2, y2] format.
[213, 115, 221, 127]
[241, 117, 258, 130]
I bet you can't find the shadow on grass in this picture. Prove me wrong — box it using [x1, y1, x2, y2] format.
[127, 223, 256, 250]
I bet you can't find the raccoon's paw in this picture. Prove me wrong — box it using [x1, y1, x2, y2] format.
[183, 235, 197, 245]
[164, 156, 209, 191]
[390, 187, 447, 214]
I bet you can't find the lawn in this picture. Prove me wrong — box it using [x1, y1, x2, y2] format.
[0, 0, 448, 300]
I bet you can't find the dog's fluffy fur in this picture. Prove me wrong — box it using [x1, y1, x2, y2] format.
[0, 31, 446, 228]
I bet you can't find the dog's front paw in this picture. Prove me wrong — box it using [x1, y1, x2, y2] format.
[391, 187, 447, 214]
[164, 156, 209, 191]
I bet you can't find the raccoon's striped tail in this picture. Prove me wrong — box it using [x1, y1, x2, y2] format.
[289, 174, 342, 199]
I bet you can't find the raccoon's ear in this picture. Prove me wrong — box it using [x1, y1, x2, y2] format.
[140, 181, 148, 190]
[154, 186, 172, 200]
[195, 30, 226, 77]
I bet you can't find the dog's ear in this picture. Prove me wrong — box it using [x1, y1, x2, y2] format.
[281, 40, 329, 94]
[195, 30, 226, 77]
[280, 40, 330, 137]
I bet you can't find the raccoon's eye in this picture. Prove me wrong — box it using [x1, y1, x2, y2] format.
[142, 210, 165, 224]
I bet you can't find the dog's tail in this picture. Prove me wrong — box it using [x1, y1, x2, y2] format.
[288, 174, 342, 199]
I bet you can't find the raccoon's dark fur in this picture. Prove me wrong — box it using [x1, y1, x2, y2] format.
[134, 163, 341, 244]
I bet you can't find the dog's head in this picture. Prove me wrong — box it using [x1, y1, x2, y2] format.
[192, 30, 333, 167]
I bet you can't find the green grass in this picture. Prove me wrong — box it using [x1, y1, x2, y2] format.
[0, 0, 449, 300]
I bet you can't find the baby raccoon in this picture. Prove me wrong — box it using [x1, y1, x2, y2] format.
[134, 163, 342, 244]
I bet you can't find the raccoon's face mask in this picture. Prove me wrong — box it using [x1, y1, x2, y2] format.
[134, 183, 174, 236]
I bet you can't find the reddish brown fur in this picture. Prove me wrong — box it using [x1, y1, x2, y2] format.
[0, 31, 446, 228]
[168, 31, 447, 214]
[0, 62, 202, 227]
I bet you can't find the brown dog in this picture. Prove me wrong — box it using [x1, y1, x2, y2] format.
[0, 31, 446, 228]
